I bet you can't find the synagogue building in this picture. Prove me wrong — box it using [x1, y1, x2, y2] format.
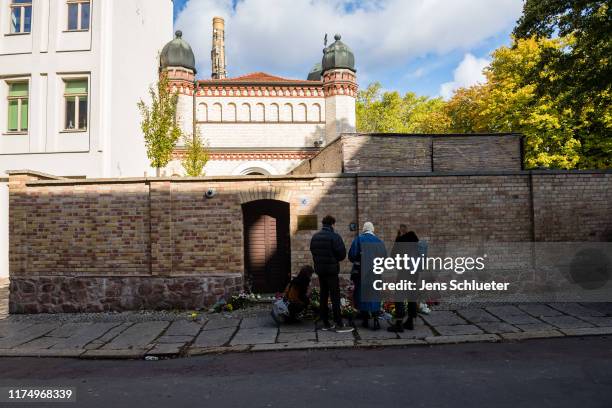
[161, 18, 358, 176]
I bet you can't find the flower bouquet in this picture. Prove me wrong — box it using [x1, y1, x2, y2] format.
[340, 296, 357, 324]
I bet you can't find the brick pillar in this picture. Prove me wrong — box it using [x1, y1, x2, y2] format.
[7, 173, 39, 277]
[7, 170, 66, 277]
[150, 180, 173, 275]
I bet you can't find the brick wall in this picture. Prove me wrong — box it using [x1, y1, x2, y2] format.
[9, 174, 358, 278]
[8, 169, 611, 313]
[291, 137, 343, 175]
[11, 181, 150, 277]
[357, 174, 533, 245]
[433, 135, 522, 172]
[305, 133, 523, 174]
[532, 173, 612, 241]
[342, 134, 432, 173]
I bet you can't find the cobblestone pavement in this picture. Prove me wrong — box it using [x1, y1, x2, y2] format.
[0, 300, 611, 359]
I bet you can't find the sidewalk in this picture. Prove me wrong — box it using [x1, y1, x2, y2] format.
[1, 297, 611, 359]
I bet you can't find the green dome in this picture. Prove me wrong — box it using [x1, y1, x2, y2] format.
[160, 30, 197, 73]
[307, 62, 322, 81]
[321, 34, 355, 73]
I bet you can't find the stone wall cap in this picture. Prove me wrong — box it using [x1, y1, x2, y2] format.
[528, 169, 612, 175]
[16, 169, 612, 187]
[356, 169, 612, 177]
[344, 132, 524, 138]
[23, 173, 354, 186]
[6, 170, 69, 180]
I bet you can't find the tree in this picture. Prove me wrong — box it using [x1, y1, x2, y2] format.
[181, 130, 209, 177]
[514, 0, 612, 168]
[444, 85, 491, 133]
[137, 73, 182, 176]
[356, 82, 450, 133]
[402, 93, 450, 133]
[446, 36, 583, 169]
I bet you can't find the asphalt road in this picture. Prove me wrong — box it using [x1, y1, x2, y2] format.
[1, 336, 611, 408]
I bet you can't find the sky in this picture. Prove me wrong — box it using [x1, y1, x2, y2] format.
[173, 0, 524, 99]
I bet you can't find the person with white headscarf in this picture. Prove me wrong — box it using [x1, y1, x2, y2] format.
[348, 221, 386, 330]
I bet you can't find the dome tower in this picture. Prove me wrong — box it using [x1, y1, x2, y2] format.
[321, 34, 357, 142]
[159, 30, 197, 82]
[159, 30, 197, 141]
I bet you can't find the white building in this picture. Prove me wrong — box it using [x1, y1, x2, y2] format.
[0, 9, 358, 279]
[0, 0, 174, 277]
[163, 20, 358, 176]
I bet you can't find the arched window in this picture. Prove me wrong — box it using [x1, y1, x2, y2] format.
[295, 103, 307, 122]
[226, 103, 237, 122]
[209, 103, 222, 122]
[197, 102, 208, 122]
[269, 103, 279, 122]
[253, 103, 265, 122]
[232, 161, 278, 175]
[239, 103, 251, 122]
[281, 103, 293, 122]
[309, 103, 322, 122]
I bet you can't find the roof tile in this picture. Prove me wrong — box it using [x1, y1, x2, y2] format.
[199, 72, 320, 85]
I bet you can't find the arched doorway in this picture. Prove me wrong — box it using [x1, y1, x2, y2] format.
[242, 200, 291, 293]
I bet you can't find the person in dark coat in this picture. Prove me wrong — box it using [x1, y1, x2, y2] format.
[388, 225, 424, 332]
[310, 215, 352, 332]
[284, 265, 314, 322]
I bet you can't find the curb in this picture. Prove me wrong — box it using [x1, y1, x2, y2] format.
[500, 330, 564, 341]
[425, 334, 499, 344]
[0, 328, 610, 360]
[80, 349, 149, 359]
[0, 349, 86, 358]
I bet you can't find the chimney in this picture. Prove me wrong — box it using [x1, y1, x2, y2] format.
[211, 17, 227, 79]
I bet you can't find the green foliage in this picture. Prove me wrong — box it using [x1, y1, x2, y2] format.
[137, 73, 182, 173]
[356, 82, 450, 133]
[356, 1, 611, 169]
[513, 0, 612, 168]
[181, 130, 209, 177]
[446, 36, 584, 169]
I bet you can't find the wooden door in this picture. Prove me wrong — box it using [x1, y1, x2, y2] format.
[243, 200, 290, 293]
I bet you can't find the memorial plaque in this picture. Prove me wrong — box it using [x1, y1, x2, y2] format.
[297, 215, 318, 231]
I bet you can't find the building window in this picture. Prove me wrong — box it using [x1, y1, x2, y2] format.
[7, 82, 29, 132]
[67, 0, 90, 31]
[64, 79, 88, 131]
[10, 0, 32, 34]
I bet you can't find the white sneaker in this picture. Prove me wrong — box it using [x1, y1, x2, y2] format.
[335, 324, 354, 333]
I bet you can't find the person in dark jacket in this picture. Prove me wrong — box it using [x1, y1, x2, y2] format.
[284, 265, 314, 322]
[388, 225, 425, 332]
[310, 215, 352, 332]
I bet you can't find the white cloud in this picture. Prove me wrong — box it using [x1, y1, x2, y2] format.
[404, 67, 426, 79]
[439, 53, 489, 99]
[175, 0, 521, 82]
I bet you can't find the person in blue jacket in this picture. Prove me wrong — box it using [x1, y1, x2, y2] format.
[348, 222, 386, 330]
